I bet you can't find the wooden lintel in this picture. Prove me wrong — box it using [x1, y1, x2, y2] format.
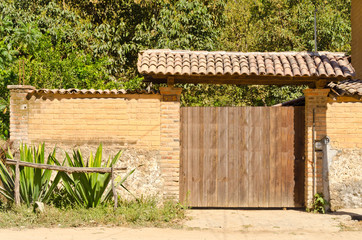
[327, 95, 362, 102]
[328, 92, 339, 101]
[349, 94, 362, 101]
[330, 88, 341, 97]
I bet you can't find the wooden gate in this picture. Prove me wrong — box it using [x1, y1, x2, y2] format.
[180, 107, 305, 208]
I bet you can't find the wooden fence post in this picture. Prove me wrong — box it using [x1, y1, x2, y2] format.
[14, 157, 20, 206]
[111, 166, 118, 210]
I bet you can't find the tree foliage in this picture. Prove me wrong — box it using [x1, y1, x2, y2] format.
[0, 0, 353, 138]
[221, 0, 351, 52]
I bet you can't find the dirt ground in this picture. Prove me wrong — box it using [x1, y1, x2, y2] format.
[1, 208, 361, 240]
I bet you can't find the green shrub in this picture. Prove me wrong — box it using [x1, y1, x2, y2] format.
[0, 144, 61, 206]
[0, 143, 134, 208]
[57, 144, 134, 208]
[307, 193, 329, 214]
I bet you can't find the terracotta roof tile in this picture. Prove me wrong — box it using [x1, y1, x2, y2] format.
[328, 79, 362, 96]
[28, 88, 158, 95]
[138, 49, 355, 79]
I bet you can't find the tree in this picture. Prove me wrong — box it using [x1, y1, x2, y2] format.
[0, 0, 353, 138]
[220, 0, 351, 53]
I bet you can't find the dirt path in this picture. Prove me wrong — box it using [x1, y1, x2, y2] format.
[185, 209, 361, 232]
[1, 227, 362, 240]
[1, 209, 361, 240]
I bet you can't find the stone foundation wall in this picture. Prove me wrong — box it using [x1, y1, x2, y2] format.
[42, 144, 164, 200]
[329, 149, 362, 210]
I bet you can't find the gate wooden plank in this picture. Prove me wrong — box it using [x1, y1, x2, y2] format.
[238, 107, 248, 207]
[227, 107, 238, 207]
[191, 107, 200, 206]
[281, 108, 289, 207]
[247, 107, 255, 207]
[198, 107, 205, 206]
[202, 108, 210, 206]
[195, 108, 201, 207]
[184, 107, 191, 205]
[179, 108, 186, 204]
[188, 108, 195, 206]
[203, 108, 209, 206]
[259, 107, 265, 207]
[183, 107, 187, 204]
[268, 107, 277, 207]
[294, 107, 305, 207]
[207, 107, 218, 207]
[201, 108, 207, 206]
[275, 107, 283, 207]
[189, 107, 199, 206]
[203, 107, 210, 206]
[262, 107, 271, 207]
[257, 107, 268, 208]
[254, 107, 262, 207]
[249, 107, 258, 207]
[217, 107, 228, 206]
[286, 107, 295, 207]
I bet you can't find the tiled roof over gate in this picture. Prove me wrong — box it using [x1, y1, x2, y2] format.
[328, 79, 362, 96]
[138, 49, 354, 79]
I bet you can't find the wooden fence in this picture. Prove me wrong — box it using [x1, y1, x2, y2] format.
[6, 158, 127, 208]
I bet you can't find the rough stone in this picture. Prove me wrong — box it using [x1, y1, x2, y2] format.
[329, 148, 362, 210]
[40, 143, 164, 201]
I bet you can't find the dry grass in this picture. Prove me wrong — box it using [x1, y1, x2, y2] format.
[0, 198, 187, 228]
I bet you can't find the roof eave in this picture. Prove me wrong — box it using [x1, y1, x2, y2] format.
[143, 74, 351, 87]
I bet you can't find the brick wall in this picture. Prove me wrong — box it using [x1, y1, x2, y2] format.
[9, 86, 33, 143]
[305, 89, 362, 208]
[26, 95, 161, 148]
[8, 85, 182, 200]
[159, 87, 182, 199]
[304, 89, 329, 206]
[326, 99, 362, 149]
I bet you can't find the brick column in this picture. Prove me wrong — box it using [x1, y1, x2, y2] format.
[304, 89, 330, 206]
[7, 85, 35, 147]
[159, 87, 182, 199]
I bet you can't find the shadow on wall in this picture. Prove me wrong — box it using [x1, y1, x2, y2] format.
[330, 211, 362, 221]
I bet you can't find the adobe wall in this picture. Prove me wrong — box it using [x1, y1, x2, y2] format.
[304, 90, 362, 210]
[8, 85, 181, 200]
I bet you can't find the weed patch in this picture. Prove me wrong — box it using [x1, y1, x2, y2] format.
[0, 198, 186, 228]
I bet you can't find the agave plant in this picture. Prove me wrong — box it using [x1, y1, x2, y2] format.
[58, 144, 134, 208]
[0, 144, 61, 206]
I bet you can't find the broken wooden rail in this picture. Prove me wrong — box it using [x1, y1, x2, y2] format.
[6, 159, 127, 173]
[6, 158, 127, 209]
